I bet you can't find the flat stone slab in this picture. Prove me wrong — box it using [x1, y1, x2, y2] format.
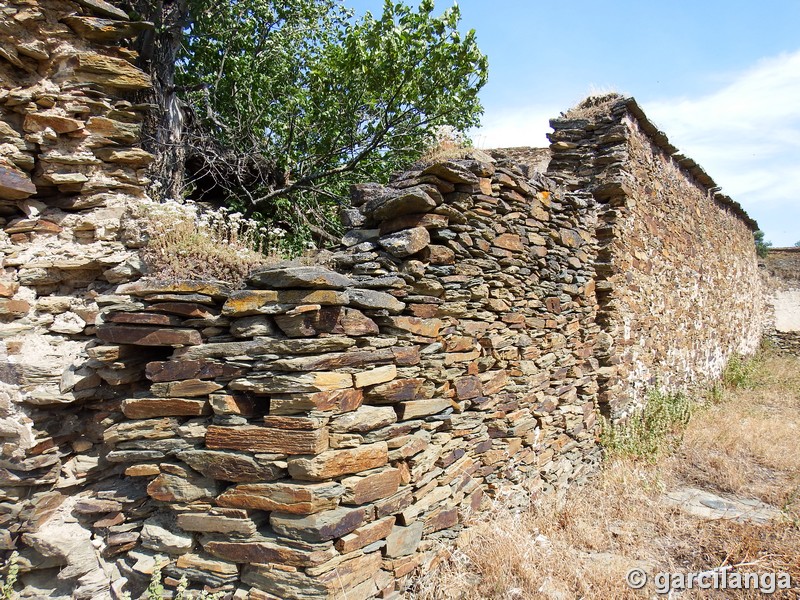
[364, 186, 439, 222]
[96, 324, 202, 346]
[0, 164, 37, 200]
[248, 266, 355, 289]
[73, 0, 130, 20]
[663, 487, 783, 524]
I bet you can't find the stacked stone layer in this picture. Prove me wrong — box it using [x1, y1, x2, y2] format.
[81, 156, 603, 598]
[0, 0, 153, 597]
[547, 96, 763, 419]
[761, 248, 800, 353]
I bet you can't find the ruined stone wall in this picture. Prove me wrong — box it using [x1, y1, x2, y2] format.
[0, 8, 767, 598]
[71, 158, 602, 599]
[0, 0, 152, 597]
[548, 96, 762, 418]
[761, 248, 800, 353]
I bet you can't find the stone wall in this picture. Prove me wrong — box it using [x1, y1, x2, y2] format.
[0, 0, 152, 597]
[761, 248, 800, 353]
[547, 95, 762, 418]
[63, 156, 602, 599]
[0, 8, 767, 598]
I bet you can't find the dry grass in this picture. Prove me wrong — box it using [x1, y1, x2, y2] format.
[411, 352, 800, 599]
[137, 200, 283, 287]
[670, 355, 800, 509]
[562, 92, 623, 122]
[417, 125, 475, 166]
[418, 142, 475, 165]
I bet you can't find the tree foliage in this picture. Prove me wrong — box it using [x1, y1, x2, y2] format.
[173, 0, 488, 248]
[754, 229, 772, 258]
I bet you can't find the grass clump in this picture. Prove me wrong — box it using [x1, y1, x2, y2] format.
[601, 388, 693, 460]
[722, 353, 762, 390]
[417, 125, 475, 165]
[136, 199, 284, 287]
[563, 92, 623, 121]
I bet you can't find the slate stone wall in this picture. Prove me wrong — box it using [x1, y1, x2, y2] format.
[547, 95, 762, 419]
[0, 9, 766, 599]
[762, 248, 800, 353]
[0, 0, 153, 597]
[79, 156, 603, 599]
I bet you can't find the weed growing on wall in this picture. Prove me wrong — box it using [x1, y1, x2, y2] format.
[137, 199, 284, 287]
[722, 353, 763, 390]
[117, 558, 226, 600]
[603, 351, 766, 460]
[601, 389, 693, 460]
[417, 125, 475, 165]
[0, 552, 18, 600]
[145, 556, 165, 600]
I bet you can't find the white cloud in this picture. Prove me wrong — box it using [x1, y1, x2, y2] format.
[471, 104, 558, 150]
[643, 50, 800, 246]
[473, 51, 800, 246]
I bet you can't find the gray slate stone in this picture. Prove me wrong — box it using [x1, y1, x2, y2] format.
[141, 515, 193, 554]
[385, 521, 424, 557]
[230, 315, 281, 338]
[365, 187, 438, 222]
[248, 266, 355, 289]
[346, 289, 406, 313]
[663, 487, 783, 524]
[378, 227, 431, 258]
[270, 506, 364, 542]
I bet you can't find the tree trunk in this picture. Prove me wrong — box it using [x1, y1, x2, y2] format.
[128, 0, 189, 201]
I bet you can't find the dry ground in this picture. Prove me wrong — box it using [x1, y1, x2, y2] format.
[411, 352, 800, 599]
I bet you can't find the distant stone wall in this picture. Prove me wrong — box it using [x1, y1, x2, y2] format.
[762, 248, 800, 353]
[547, 96, 762, 418]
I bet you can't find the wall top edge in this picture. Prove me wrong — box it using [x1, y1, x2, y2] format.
[620, 96, 760, 233]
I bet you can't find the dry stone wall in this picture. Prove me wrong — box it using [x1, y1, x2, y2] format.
[0, 8, 767, 598]
[547, 96, 763, 419]
[79, 157, 603, 599]
[0, 0, 153, 597]
[761, 248, 800, 353]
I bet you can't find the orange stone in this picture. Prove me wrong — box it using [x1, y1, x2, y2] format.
[206, 425, 328, 455]
[287, 442, 388, 481]
[121, 397, 210, 418]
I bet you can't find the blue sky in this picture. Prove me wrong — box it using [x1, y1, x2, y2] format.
[350, 0, 800, 247]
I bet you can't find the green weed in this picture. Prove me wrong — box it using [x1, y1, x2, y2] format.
[138, 559, 224, 600]
[0, 552, 18, 600]
[722, 354, 762, 389]
[601, 388, 693, 460]
[146, 557, 165, 600]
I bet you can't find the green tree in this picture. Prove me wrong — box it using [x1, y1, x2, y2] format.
[754, 230, 772, 258]
[794, 240, 800, 247]
[131, 0, 488, 248]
